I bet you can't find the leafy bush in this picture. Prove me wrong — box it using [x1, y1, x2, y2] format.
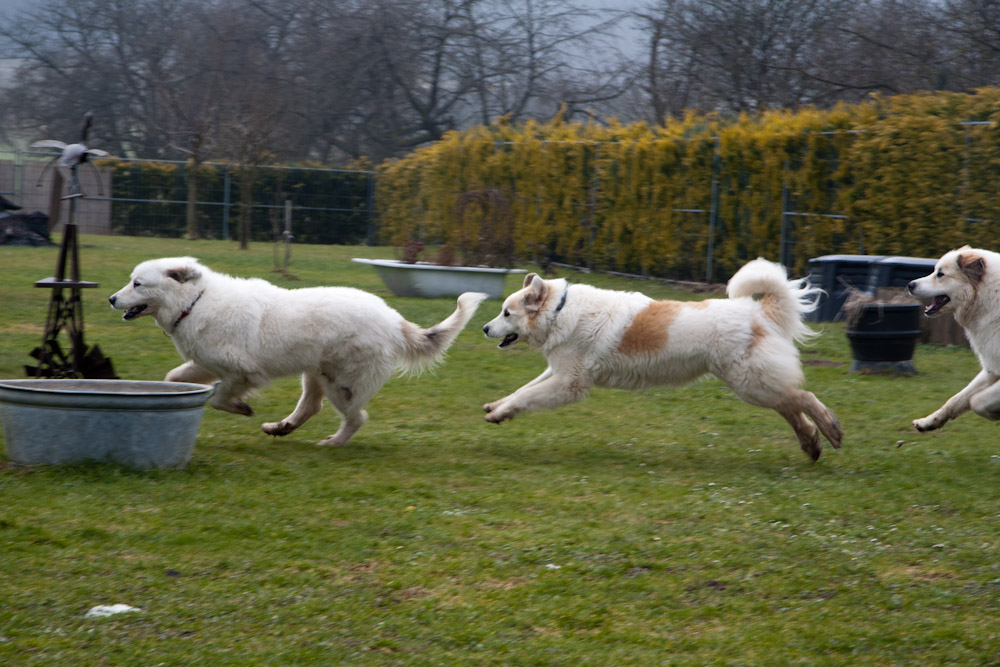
[376, 89, 1000, 281]
[106, 160, 372, 244]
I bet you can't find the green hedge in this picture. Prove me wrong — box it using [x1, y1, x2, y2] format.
[375, 89, 1000, 281]
[107, 161, 372, 245]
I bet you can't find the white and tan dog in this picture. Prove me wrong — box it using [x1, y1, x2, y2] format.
[110, 257, 487, 447]
[482, 258, 842, 460]
[908, 246, 1000, 431]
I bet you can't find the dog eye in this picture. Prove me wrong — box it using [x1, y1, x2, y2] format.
[936, 271, 944, 278]
[503, 309, 510, 317]
[132, 280, 141, 288]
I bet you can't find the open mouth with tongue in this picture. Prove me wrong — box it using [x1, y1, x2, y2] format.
[123, 304, 148, 320]
[498, 333, 519, 348]
[924, 295, 951, 317]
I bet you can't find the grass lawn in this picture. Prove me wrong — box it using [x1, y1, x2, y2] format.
[1, 235, 998, 665]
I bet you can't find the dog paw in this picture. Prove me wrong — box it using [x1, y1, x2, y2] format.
[316, 434, 351, 447]
[485, 408, 514, 424]
[799, 430, 822, 462]
[828, 418, 844, 449]
[233, 400, 254, 417]
[211, 397, 254, 416]
[913, 417, 938, 432]
[261, 421, 295, 436]
[483, 401, 500, 413]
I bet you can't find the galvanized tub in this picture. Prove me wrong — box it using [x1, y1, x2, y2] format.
[352, 258, 525, 299]
[0, 379, 214, 469]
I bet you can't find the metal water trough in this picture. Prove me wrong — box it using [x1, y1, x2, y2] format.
[0, 379, 214, 469]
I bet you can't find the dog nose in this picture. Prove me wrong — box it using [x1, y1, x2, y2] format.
[482, 324, 490, 335]
[907, 281, 916, 293]
[108, 295, 116, 306]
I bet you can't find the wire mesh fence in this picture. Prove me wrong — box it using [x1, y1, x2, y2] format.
[0, 152, 375, 244]
[4, 118, 999, 280]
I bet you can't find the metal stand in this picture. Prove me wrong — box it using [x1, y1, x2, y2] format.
[26, 151, 116, 379]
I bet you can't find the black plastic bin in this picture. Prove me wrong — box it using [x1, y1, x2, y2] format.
[864, 256, 937, 293]
[846, 303, 923, 373]
[806, 254, 885, 322]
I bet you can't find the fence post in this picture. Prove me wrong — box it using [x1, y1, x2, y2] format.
[780, 161, 791, 267]
[365, 170, 376, 245]
[706, 136, 720, 283]
[588, 143, 600, 269]
[222, 168, 231, 241]
[13, 149, 23, 202]
[283, 199, 293, 270]
[958, 121, 996, 228]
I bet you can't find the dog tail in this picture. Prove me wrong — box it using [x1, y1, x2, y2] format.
[399, 292, 490, 373]
[727, 258, 821, 344]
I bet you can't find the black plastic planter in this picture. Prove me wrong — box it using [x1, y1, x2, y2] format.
[846, 303, 923, 373]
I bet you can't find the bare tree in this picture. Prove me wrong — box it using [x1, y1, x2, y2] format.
[631, 0, 859, 119]
[626, 0, 1000, 121]
[275, 0, 629, 162]
[0, 0, 201, 156]
[462, 0, 630, 124]
[9, 0, 1000, 165]
[212, 1, 296, 249]
[154, 3, 235, 238]
[935, 0, 1000, 89]
[808, 0, 951, 102]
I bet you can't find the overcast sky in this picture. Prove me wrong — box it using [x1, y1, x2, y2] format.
[0, 0, 643, 58]
[0, 0, 33, 15]
[0, 0, 639, 15]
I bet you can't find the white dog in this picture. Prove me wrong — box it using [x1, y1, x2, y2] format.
[908, 246, 1000, 431]
[110, 257, 487, 447]
[481, 259, 842, 460]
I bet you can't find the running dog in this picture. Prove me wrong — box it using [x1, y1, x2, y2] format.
[110, 257, 487, 447]
[909, 246, 1000, 431]
[481, 258, 842, 460]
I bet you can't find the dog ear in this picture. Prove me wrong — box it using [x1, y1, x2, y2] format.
[957, 253, 986, 285]
[165, 261, 202, 283]
[522, 272, 539, 289]
[523, 274, 549, 312]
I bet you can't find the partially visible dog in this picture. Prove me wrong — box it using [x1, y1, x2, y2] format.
[110, 257, 487, 447]
[908, 245, 1000, 431]
[481, 258, 842, 460]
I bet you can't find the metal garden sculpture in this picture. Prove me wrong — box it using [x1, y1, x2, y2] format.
[25, 112, 116, 378]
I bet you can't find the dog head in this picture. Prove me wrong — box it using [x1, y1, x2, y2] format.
[908, 246, 987, 317]
[482, 273, 564, 348]
[108, 256, 203, 322]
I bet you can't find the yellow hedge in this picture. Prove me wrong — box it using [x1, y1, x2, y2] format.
[376, 89, 1000, 281]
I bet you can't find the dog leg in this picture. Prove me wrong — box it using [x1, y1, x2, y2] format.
[793, 390, 843, 450]
[165, 361, 217, 384]
[317, 409, 369, 447]
[969, 377, 1000, 421]
[168, 362, 253, 415]
[314, 367, 389, 446]
[776, 407, 822, 462]
[208, 377, 256, 416]
[728, 370, 842, 456]
[772, 390, 843, 459]
[914, 369, 998, 431]
[318, 380, 370, 446]
[485, 372, 589, 423]
[262, 373, 324, 437]
[484, 367, 553, 413]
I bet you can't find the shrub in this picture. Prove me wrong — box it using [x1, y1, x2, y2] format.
[376, 88, 1000, 281]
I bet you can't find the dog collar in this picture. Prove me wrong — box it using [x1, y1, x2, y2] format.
[554, 286, 568, 314]
[169, 290, 204, 334]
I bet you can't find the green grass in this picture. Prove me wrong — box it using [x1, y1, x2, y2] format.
[1, 236, 999, 665]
